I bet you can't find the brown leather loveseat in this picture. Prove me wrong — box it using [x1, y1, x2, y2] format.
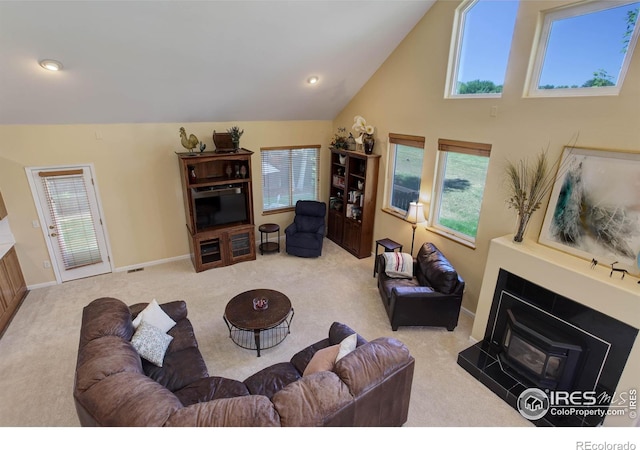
[73, 297, 415, 426]
[376, 242, 465, 331]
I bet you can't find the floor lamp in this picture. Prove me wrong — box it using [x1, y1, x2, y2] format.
[405, 202, 426, 255]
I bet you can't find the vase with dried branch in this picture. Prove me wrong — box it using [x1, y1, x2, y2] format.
[505, 149, 563, 243]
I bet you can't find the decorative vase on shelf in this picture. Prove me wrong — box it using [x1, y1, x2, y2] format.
[363, 136, 375, 154]
[513, 212, 531, 243]
[347, 134, 357, 151]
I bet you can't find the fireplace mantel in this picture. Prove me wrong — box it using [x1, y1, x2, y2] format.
[471, 235, 640, 426]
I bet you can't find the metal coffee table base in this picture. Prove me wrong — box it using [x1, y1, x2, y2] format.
[224, 309, 294, 357]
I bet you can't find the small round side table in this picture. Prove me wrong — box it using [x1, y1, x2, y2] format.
[258, 223, 280, 255]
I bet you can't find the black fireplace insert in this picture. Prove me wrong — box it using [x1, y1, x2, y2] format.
[457, 269, 638, 427]
[499, 309, 583, 391]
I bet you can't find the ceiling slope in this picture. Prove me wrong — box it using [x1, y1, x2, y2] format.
[0, 0, 435, 125]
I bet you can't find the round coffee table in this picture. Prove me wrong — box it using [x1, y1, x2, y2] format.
[223, 289, 294, 357]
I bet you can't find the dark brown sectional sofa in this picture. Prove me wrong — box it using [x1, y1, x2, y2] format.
[73, 297, 415, 426]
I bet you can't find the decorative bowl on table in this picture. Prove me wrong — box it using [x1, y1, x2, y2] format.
[253, 297, 269, 310]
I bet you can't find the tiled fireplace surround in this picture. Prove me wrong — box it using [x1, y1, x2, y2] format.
[460, 236, 640, 427]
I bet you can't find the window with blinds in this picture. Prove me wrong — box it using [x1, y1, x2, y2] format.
[432, 138, 491, 245]
[386, 133, 425, 214]
[39, 170, 103, 270]
[261, 145, 320, 212]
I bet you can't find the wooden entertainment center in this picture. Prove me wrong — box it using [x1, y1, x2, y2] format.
[177, 150, 256, 272]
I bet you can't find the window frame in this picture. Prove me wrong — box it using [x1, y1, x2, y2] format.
[429, 139, 491, 248]
[260, 145, 320, 214]
[445, 0, 518, 99]
[525, 0, 640, 98]
[383, 133, 426, 219]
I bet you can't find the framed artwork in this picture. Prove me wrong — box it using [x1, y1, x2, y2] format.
[539, 146, 640, 276]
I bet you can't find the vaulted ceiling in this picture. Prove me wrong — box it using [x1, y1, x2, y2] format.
[0, 0, 435, 125]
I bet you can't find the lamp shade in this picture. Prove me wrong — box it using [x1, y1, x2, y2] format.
[405, 202, 426, 224]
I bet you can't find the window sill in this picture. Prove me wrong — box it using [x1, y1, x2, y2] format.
[446, 93, 502, 99]
[262, 207, 294, 215]
[425, 225, 476, 250]
[381, 208, 407, 221]
[382, 208, 477, 250]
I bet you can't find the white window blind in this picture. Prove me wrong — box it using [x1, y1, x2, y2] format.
[387, 133, 425, 214]
[39, 169, 103, 270]
[261, 146, 320, 212]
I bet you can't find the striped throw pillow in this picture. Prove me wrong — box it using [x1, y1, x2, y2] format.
[382, 252, 414, 279]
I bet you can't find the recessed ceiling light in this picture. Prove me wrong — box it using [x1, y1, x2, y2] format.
[307, 76, 319, 85]
[39, 60, 63, 71]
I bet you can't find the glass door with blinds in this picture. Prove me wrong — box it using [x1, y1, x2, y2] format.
[27, 165, 112, 283]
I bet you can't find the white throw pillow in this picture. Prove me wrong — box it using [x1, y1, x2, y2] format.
[132, 299, 176, 333]
[335, 333, 357, 362]
[382, 252, 413, 279]
[131, 321, 173, 367]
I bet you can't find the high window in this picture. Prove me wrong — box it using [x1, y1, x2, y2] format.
[261, 145, 320, 213]
[385, 133, 426, 216]
[526, 0, 639, 97]
[431, 139, 491, 246]
[445, 0, 519, 97]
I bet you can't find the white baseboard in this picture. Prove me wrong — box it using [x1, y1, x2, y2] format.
[114, 254, 190, 273]
[26, 280, 57, 290]
[27, 254, 192, 290]
[460, 305, 475, 318]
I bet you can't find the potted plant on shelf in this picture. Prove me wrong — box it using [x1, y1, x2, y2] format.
[330, 127, 350, 151]
[227, 126, 244, 149]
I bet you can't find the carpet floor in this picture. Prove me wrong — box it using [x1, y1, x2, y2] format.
[0, 238, 530, 427]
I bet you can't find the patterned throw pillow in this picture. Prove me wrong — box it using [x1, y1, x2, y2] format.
[131, 321, 173, 367]
[382, 252, 414, 279]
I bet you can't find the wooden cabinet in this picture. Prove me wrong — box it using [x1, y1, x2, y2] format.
[177, 150, 256, 272]
[0, 192, 7, 220]
[0, 246, 28, 335]
[190, 225, 255, 272]
[327, 149, 380, 258]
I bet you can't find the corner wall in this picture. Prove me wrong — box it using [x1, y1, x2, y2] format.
[333, 0, 640, 313]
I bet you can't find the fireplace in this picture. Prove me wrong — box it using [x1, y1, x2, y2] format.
[499, 308, 582, 391]
[458, 268, 637, 427]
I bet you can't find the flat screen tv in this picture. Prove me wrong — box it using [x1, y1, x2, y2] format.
[193, 187, 247, 231]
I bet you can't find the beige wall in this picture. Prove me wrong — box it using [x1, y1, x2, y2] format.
[333, 0, 640, 313]
[0, 121, 332, 286]
[1, 1, 639, 307]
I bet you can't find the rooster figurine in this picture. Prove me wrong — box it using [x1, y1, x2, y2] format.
[179, 127, 199, 152]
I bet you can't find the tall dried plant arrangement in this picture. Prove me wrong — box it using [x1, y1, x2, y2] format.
[505, 141, 575, 242]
